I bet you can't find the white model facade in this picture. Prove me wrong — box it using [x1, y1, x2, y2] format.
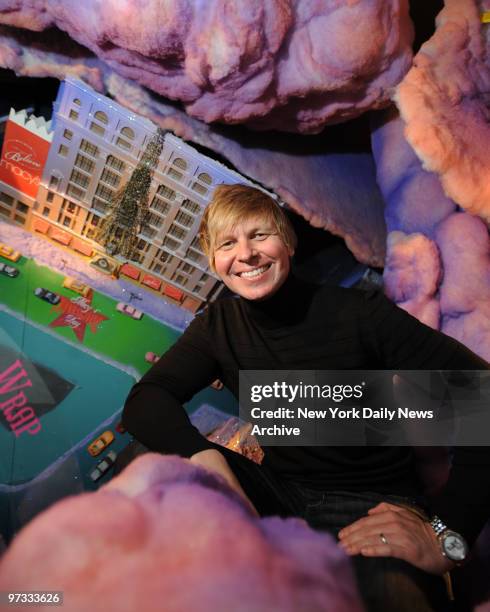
[34, 78, 256, 309]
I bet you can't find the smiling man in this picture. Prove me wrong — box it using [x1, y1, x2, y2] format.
[203, 186, 296, 301]
[123, 184, 490, 612]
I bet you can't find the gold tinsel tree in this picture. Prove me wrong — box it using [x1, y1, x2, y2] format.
[96, 128, 166, 259]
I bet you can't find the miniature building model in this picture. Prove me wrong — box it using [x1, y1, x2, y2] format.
[0, 108, 52, 227]
[24, 78, 257, 310]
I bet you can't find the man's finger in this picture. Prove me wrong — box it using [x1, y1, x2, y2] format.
[338, 510, 405, 539]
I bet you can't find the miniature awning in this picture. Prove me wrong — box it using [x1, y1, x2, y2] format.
[120, 263, 140, 280]
[142, 274, 162, 291]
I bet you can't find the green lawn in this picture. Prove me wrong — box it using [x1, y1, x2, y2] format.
[0, 254, 237, 415]
[0, 256, 180, 376]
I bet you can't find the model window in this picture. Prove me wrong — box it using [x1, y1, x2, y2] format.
[186, 249, 204, 264]
[168, 224, 186, 240]
[175, 210, 193, 228]
[70, 170, 90, 189]
[94, 110, 109, 124]
[116, 136, 131, 150]
[179, 262, 193, 274]
[0, 192, 14, 206]
[166, 157, 187, 183]
[69, 109, 79, 121]
[106, 155, 125, 173]
[95, 183, 114, 202]
[80, 139, 99, 158]
[167, 167, 182, 181]
[46, 191, 54, 203]
[63, 129, 73, 140]
[150, 197, 170, 216]
[156, 185, 176, 200]
[198, 172, 212, 185]
[191, 172, 212, 196]
[100, 168, 121, 188]
[92, 198, 109, 214]
[74, 154, 95, 174]
[173, 273, 188, 287]
[190, 236, 203, 251]
[73, 98, 81, 106]
[66, 184, 84, 200]
[120, 126, 135, 140]
[42, 207, 50, 217]
[147, 213, 163, 228]
[163, 236, 179, 250]
[181, 199, 200, 215]
[141, 226, 157, 240]
[90, 122, 105, 137]
[67, 202, 78, 214]
[196, 273, 209, 288]
[173, 158, 187, 170]
[16, 202, 28, 214]
[191, 182, 207, 196]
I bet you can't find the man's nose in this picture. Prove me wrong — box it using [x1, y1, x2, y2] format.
[236, 239, 256, 261]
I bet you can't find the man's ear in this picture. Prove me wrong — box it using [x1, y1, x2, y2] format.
[288, 246, 295, 257]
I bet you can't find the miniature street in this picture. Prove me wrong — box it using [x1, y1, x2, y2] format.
[0, 222, 235, 489]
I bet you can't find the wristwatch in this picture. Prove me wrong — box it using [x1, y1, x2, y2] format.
[430, 515, 469, 564]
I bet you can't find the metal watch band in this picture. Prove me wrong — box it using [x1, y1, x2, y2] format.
[430, 515, 448, 537]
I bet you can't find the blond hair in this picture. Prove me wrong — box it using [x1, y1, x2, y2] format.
[200, 184, 297, 272]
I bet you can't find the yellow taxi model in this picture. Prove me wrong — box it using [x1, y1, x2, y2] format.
[62, 276, 92, 297]
[0, 243, 21, 262]
[87, 430, 115, 457]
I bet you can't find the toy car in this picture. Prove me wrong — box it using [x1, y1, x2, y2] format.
[116, 302, 143, 320]
[62, 276, 91, 297]
[87, 430, 115, 457]
[0, 243, 21, 262]
[34, 287, 61, 305]
[0, 262, 19, 278]
[89, 450, 117, 482]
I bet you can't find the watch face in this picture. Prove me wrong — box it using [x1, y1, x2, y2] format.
[442, 531, 467, 562]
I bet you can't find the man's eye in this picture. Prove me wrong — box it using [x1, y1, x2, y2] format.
[218, 241, 234, 250]
[253, 233, 268, 240]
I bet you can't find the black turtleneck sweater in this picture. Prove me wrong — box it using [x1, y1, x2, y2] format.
[123, 276, 490, 545]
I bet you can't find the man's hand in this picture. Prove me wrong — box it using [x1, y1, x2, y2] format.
[190, 449, 259, 516]
[338, 502, 455, 575]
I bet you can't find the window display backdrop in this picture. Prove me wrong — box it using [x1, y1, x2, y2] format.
[0, 83, 238, 544]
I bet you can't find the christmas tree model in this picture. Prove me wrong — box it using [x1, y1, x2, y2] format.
[96, 128, 166, 259]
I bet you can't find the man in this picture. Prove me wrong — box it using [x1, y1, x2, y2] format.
[123, 184, 490, 611]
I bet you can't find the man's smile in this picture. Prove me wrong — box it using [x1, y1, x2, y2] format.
[234, 264, 271, 279]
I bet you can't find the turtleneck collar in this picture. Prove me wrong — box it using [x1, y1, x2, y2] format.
[241, 273, 318, 329]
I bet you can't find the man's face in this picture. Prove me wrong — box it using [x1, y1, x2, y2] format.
[213, 216, 293, 301]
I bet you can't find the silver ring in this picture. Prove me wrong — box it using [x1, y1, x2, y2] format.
[379, 533, 388, 545]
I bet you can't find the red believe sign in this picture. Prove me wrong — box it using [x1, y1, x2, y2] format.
[0, 119, 51, 198]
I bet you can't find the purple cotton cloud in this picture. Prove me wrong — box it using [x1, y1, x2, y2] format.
[0, 454, 363, 612]
[0, 0, 413, 133]
[396, 0, 490, 221]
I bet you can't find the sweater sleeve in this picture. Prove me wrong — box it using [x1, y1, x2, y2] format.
[361, 290, 490, 545]
[122, 310, 220, 457]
